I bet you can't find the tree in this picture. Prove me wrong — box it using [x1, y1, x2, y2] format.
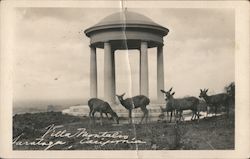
[225, 82, 235, 103]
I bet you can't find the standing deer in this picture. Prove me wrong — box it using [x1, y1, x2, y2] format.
[161, 88, 200, 122]
[116, 93, 150, 124]
[160, 88, 182, 122]
[199, 89, 230, 117]
[88, 98, 119, 125]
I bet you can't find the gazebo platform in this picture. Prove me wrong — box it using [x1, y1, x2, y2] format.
[62, 104, 164, 118]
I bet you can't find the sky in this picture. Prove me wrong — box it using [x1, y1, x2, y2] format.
[13, 7, 235, 106]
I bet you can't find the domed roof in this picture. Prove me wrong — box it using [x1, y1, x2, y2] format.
[85, 10, 169, 37]
[94, 10, 160, 27]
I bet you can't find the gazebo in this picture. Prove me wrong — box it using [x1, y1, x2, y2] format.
[84, 10, 169, 104]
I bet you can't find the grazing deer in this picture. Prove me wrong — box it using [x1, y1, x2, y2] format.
[88, 98, 119, 125]
[199, 89, 230, 117]
[161, 88, 200, 122]
[116, 93, 150, 124]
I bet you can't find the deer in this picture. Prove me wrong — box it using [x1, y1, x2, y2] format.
[199, 89, 230, 117]
[88, 98, 119, 125]
[161, 88, 200, 122]
[160, 89, 183, 122]
[116, 93, 150, 124]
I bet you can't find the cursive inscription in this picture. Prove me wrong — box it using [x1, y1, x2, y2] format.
[13, 124, 146, 150]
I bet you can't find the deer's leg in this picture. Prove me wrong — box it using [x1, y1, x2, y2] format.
[207, 106, 210, 117]
[140, 110, 145, 124]
[180, 111, 184, 121]
[194, 111, 197, 120]
[170, 110, 175, 123]
[145, 108, 149, 123]
[166, 111, 169, 121]
[169, 111, 172, 123]
[197, 109, 201, 120]
[193, 110, 199, 121]
[197, 111, 200, 122]
[89, 110, 92, 119]
[100, 111, 103, 126]
[128, 110, 132, 124]
[89, 109, 93, 124]
[140, 107, 148, 124]
[176, 110, 180, 121]
[173, 110, 177, 122]
[174, 110, 178, 121]
[192, 110, 197, 120]
[89, 109, 93, 120]
[177, 110, 183, 121]
[175, 110, 179, 122]
[191, 111, 194, 120]
[205, 106, 209, 118]
[91, 111, 96, 124]
[105, 113, 110, 120]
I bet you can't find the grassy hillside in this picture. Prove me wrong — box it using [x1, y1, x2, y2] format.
[13, 112, 234, 150]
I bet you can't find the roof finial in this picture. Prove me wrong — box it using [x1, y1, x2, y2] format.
[121, 0, 127, 13]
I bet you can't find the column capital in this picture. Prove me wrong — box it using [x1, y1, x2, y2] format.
[140, 40, 149, 44]
[89, 44, 96, 48]
[111, 48, 116, 53]
[104, 41, 110, 44]
[140, 41, 148, 52]
[157, 43, 164, 47]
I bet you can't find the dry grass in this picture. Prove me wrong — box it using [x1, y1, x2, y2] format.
[13, 111, 234, 150]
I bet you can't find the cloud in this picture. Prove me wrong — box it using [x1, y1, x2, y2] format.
[143, 8, 235, 40]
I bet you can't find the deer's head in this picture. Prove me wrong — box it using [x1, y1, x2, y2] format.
[116, 93, 125, 102]
[161, 87, 175, 100]
[199, 89, 208, 98]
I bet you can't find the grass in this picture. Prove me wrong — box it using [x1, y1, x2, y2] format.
[13, 111, 234, 150]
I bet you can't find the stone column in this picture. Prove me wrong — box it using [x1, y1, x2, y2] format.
[157, 45, 164, 103]
[111, 49, 116, 103]
[90, 46, 97, 98]
[104, 42, 115, 103]
[140, 41, 149, 96]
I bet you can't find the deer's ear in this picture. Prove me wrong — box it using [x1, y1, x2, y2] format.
[121, 93, 125, 96]
[205, 89, 208, 93]
[200, 89, 202, 92]
[171, 92, 175, 96]
[160, 89, 166, 93]
[169, 87, 173, 92]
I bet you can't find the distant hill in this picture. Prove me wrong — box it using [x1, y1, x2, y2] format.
[13, 98, 87, 114]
